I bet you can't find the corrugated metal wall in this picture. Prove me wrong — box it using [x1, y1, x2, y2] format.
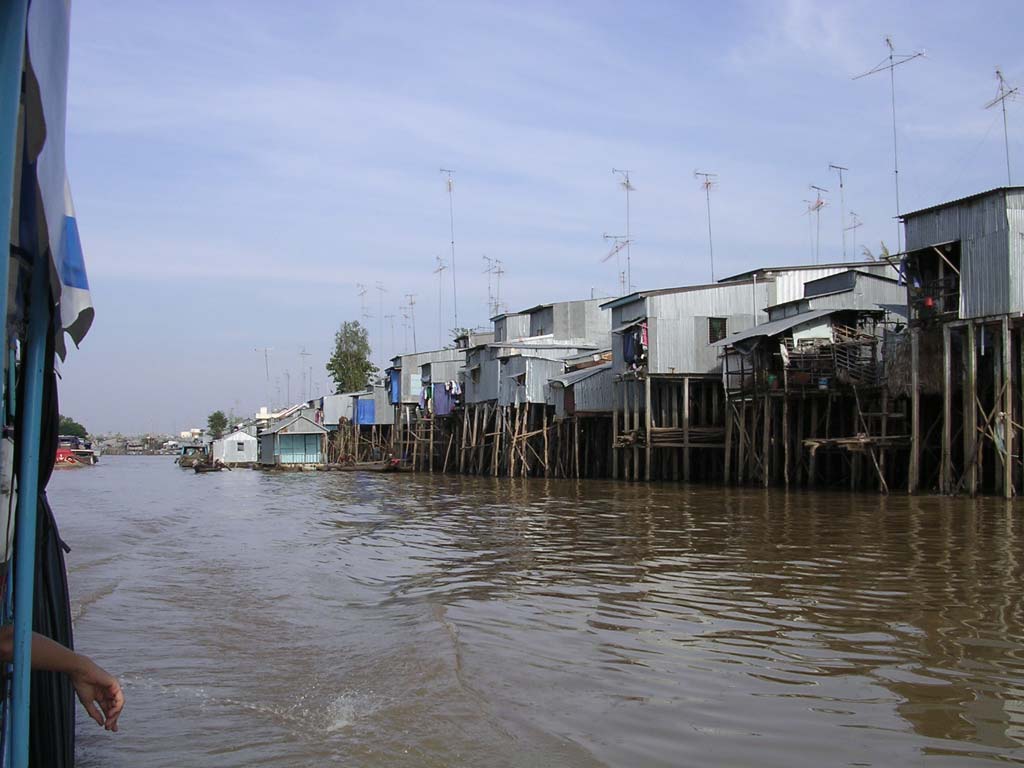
[1007, 191, 1024, 316]
[323, 393, 357, 426]
[904, 190, 1013, 319]
[372, 384, 393, 425]
[573, 367, 614, 413]
[494, 314, 530, 342]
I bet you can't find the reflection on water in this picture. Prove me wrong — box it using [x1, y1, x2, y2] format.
[51, 458, 1024, 767]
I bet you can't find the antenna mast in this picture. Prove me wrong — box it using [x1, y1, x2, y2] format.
[299, 348, 311, 401]
[985, 68, 1019, 185]
[440, 169, 459, 329]
[853, 36, 924, 253]
[612, 168, 635, 290]
[482, 255, 494, 318]
[433, 256, 448, 347]
[405, 293, 417, 352]
[694, 171, 717, 281]
[828, 164, 849, 260]
[602, 233, 629, 296]
[808, 185, 828, 264]
[845, 211, 863, 261]
[375, 281, 387, 369]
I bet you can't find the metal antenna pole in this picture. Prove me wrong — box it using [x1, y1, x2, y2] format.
[384, 313, 396, 354]
[494, 259, 504, 314]
[986, 69, 1019, 185]
[299, 348, 311, 400]
[695, 171, 717, 281]
[406, 293, 417, 352]
[845, 211, 863, 261]
[828, 164, 848, 260]
[613, 169, 634, 290]
[809, 185, 829, 264]
[433, 256, 448, 347]
[854, 37, 924, 254]
[375, 281, 387, 368]
[440, 169, 459, 329]
[602, 233, 629, 296]
[482, 255, 494, 318]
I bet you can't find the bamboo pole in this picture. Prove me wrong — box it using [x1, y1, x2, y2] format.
[909, 327, 920, 493]
[645, 376, 653, 481]
[723, 398, 733, 484]
[966, 321, 977, 495]
[543, 407, 550, 478]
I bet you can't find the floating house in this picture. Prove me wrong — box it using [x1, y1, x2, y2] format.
[258, 414, 327, 466]
[212, 429, 258, 465]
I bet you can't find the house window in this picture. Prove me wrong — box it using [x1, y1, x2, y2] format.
[708, 317, 727, 344]
[237, 442, 246, 451]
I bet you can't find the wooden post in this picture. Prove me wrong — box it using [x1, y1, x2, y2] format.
[942, 323, 952, 494]
[909, 327, 921, 494]
[670, 382, 679, 481]
[429, 414, 435, 474]
[966, 321, 978, 495]
[645, 376, 653, 481]
[624, 381, 632, 481]
[612, 385, 619, 480]
[1003, 316, 1013, 499]
[574, 417, 581, 478]
[683, 377, 691, 483]
[762, 394, 771, 487]
[737, 401, 746, 484]
[543, 407, 550, 478]
[782, 395, 790, 487]
[879, 389, 889, 491]
[723, 399, 733, 484]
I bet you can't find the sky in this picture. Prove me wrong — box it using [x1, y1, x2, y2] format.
[58, 0, 1024, 435]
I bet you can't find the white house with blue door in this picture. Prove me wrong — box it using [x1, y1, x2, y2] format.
[259, 414, 327, 466]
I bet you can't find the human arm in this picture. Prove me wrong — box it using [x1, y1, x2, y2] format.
[0, 625, 124, 731]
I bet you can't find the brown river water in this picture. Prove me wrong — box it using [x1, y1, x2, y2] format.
[49, 456, 1024, 767]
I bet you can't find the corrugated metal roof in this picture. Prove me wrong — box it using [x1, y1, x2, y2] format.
[717, 260, 884, 283]
[263, 414, 327, 435]
[711, 309, 836, 348]
[600, 278, 773, 310]
[900, 186, 1024, 219]
[549, 361, 612, 387]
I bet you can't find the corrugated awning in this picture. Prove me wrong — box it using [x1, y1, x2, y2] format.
[711, 309, 836, 348]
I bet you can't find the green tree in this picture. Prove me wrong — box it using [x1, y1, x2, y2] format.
[58, 415, 88, 438]
[326, 320, 378, 393]
[207, 410, 228, 439]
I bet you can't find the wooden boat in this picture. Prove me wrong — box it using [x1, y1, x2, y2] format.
[333, 460, 406, 473]
[193, 463, 223, 473]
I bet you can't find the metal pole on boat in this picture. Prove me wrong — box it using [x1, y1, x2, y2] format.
[11, 244, 50, 767]
[0, 3, 31, 765]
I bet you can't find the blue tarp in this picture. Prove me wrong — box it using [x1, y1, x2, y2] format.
[356, 398, 375, 425]
[389, 371, 400, 405]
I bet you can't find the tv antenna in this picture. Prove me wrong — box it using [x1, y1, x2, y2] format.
[808, 185, 828, 264]
[845, 211, 863, 261]
[399, 305, 410, 351]
[254, 346, 273, 409]
[384, 312, 396, 354]
[853, 36, 925, 253]
[694, 171, 717, 281]
[494, 259, 505, 315]
[433, 256, 448, 347]
[612, 168, 635, 289]
[985, 68, 1019, 185]
[483, 255, 495, 318]
[375, 281, 387, 367]
[828, 164, 849, 260]
[405, 293, 418, 352]
[440, 169, 459, 329]
[299, 347, 312, 401]
[602, 233, 629, 296]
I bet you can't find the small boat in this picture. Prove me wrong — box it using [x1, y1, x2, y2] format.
[177, 443, 210, 469]
[54, 448, 85, 468]
[334, 459, 406, 473]
[193, 464, 222, 473]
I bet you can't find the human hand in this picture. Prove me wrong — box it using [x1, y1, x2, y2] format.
[69, 656, 124, 732]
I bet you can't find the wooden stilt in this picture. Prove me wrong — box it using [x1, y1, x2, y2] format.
[909, 327, 921, 493]
[737, 400, 747, 484]
[723, 399, 733, 484]
[645, 376, 652, 481]
[1003, 316, 1014, 499]
[543, 407, 550, 478]
[966, 321, 978, 496]
[762, 394, 771, 488]
[683, 377, 691, 483]
[782, 395, 790, 487]
[612, 384, 619, 480]
[942, 323, 952, 494]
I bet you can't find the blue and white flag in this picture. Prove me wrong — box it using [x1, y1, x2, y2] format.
[25, 0, 94, 356]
